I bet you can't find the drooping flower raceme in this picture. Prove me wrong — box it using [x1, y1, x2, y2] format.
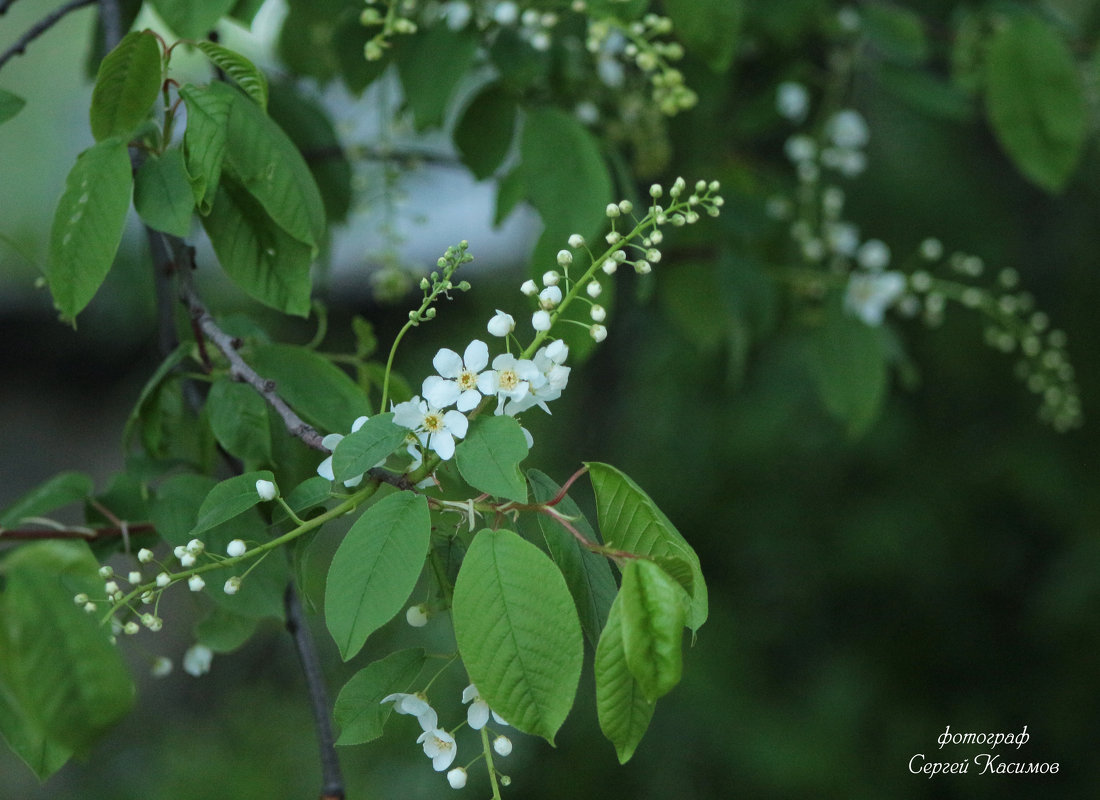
[317, 415, 370, 486]
[844, 270, 906, 326]
[422, 340, 492, 412]
[392, 397, 469, 460]
[380, 692, 439, 732]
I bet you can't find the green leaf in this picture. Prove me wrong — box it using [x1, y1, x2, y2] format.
[861, 2, 929, 66]
[206, 377, 273, 464]
[454, 416, 528, 503]
[334, 648, 427, 745]
[180, 82, 233, 213]
[274, 476, 333, 525]
[122, 344, 189, 449]
[0, 472, 94, 529]
[494, 166, 525, 227]
[276, 0, 355, 84]
[984, 12, 1087, 192]
[89, 30, 162, 142]
[267, 81, 353, 225]
[149, 0, 235, 38]
[246, 343, 371, 434]
[395, 26, 480, 129]
[151, 473, 215, 546]
[196, 41, 269, 109]
[455, 83, 517, 180]
[586, 462, 708, 631]
[529, 469, 617, 648]
[806, 296, 889, 437]
[325, 492, 430, 660]
[190, 470, 275, 536]
[223, 82, 326, 248]
[134, 149, 195, 237]
[201, 177, 314, 316]
[228, 0, 267, 26]
[0, 88, 26, 126]
[331, 413, 406, 484]
[0, 542, 134, 779]
[594, 592, 655, 764]
[452, 529, 583, 743]
[518, 108, 612, 268]
[662, 0, 742, 71]
[47, 138, 133, 321]
[196, 605, 259, 652]
[619, 559, 685, 702]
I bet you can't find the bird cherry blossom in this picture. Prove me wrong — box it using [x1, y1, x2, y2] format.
[417, 727, 458, 771]
[422, 340, 492, 412]
[844, 270, 906, 326]
[392, 397, 469, 460]
[480, 353, 544, 414]
[380, 692, 439, 732]
[316, 415, 370, 486]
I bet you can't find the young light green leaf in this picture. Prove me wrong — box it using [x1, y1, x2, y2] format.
[619, 559, 685, 702]
[662, 0, 742, 71]
[246, 343, 371, 434]
[201, 178, 314, 316]
[134, 149, 195, 237]
[325, 492, 430, 661]
[0, 472, 94, 529]
[89, 30, 161, 142]
[47, 138, 133, 321]
[0, 542, 134, 779]
[206, 377, 272, 464]
[395, 26, 479, 129]
[149, 0, 235, 38]
[0, 88, 27, 126]
[595, 592, 655, 764]
[331, 413, 406, 484]
[455, 415, 528, 503]
[190, 470, 275, 536]
[455, 83, 517, 180]
[196, 41, 269, 110]
[528, 469, 617, 648]
[223, 87, 325, 249]
[334, 648, 427, 745]
[984, 12, 1086, 193]
[452, 528, 583, 743]
[179, 82, 233, 213]
[586, 462, 708, 631]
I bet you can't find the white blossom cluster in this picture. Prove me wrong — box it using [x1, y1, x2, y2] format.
[381, 684, 513, 789]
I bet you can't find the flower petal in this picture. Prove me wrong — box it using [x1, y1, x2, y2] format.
[423, 376, 461, 409]
[463, 339, 489, 371]
[443, 410, 469, 438]
[433, 348, 464, 378]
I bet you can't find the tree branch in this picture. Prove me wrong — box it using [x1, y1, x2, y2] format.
[285, 584, 346, 800]
[0, 0, 97, 73]
[0, 523, 155, 542]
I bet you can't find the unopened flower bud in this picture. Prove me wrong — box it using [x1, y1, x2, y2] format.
[188, 575, 206, 592]
[542, 270, 560, 286]
[447, 767, 467, 789]
[590, 304, 606, 322]
[156, 572, 171, 588]
[590, 324, 608, 342]
[532, 310, 552, 331]
[406, 604, 430, 627]
[586, 281, 602, 298]
[137, 548, 154, 563]
[568, 233, 585, 248]
[128, 571, 142, 584]
[556, 250, 572, 267]
[494, 735, 513, 756]
[98, 565, 114, 579]
[605, 203, 620, 218]
[224, 577, 241, 595]
[487, 310, 515, 337]
[227, 539, 247, 558]
[520, 279, 538, 296]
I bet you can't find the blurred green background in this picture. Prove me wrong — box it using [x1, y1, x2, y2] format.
[2, 0, 1098, 798]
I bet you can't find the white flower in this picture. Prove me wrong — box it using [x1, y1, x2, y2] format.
[423, 340, 491, 412]
[227, 539, 247, 558]
[532, 310, 552, 331]
[188, 575, 205, 592]
[418, 728, 458, 771]
[826, 109, 869, 149]
[317, 415, 371, 487]
[447, 767, 468, 789]
[381, 692, 439, 731]
[255, 479, 277, 501]
[182, 644, 213, 677]
[487, 310, 515, 337]
[844, 270, 906, 326]
[393, 397, 469, 460]
[493, 1, 518, 25]
[462, 684, 510, 730]
[493, 735, 512, 756]
[441, 0, 471, 30]
[151, 656, 173, 678]
[776, 81, 809, 121]
[406, 604, 430, 627]
[480, 354, 544, 414]
[856, 239, 891, 270]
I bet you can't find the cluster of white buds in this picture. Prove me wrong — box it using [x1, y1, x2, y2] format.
[586, 13, 695, 115]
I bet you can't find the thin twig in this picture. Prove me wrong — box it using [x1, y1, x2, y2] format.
[0, 523, 155, 541]
[285, 583, 346, 800]
[0, 0, 98, 73]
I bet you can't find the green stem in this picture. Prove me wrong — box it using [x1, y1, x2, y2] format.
[481, 726, 503, 800]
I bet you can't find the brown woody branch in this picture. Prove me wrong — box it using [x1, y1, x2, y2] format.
[0, 0, 98, 72]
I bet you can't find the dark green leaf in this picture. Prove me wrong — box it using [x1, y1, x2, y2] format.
[149, 0, 235, 38]
[529, 469, 617, 648]
[331, 413, 406, 484]
[0, 88, 27, 126]
[455, 83, 517, 180]
[196, 41, 269, 110]
[277, 0, 358, 84]
[196, 605, 259, 652]
[190, 470, 275, 536]
[395, 27, 479, 129]
[494, 166, 525, 227]
[0, 472, 94, 529]
[334, 648, 427, 745]
[206, 377, 273, 464]
[325, 492, 430, 660]
[453, 529, 583, 743]
[455, 415, 528, 503]
[201, 177, 314, 316]
[984, 12, 1087, 192]
[47, 138, 133, 321]
[594, 592, 654, 763]
[663, 0, 742, 71]
[861, 2, 929, 66]
[246, 343, 370, 434]
[619, 559, 685, 701]
[134, 149, 195, 237]
[89, 30, 162, 142]
[586, 462, 708, 631]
